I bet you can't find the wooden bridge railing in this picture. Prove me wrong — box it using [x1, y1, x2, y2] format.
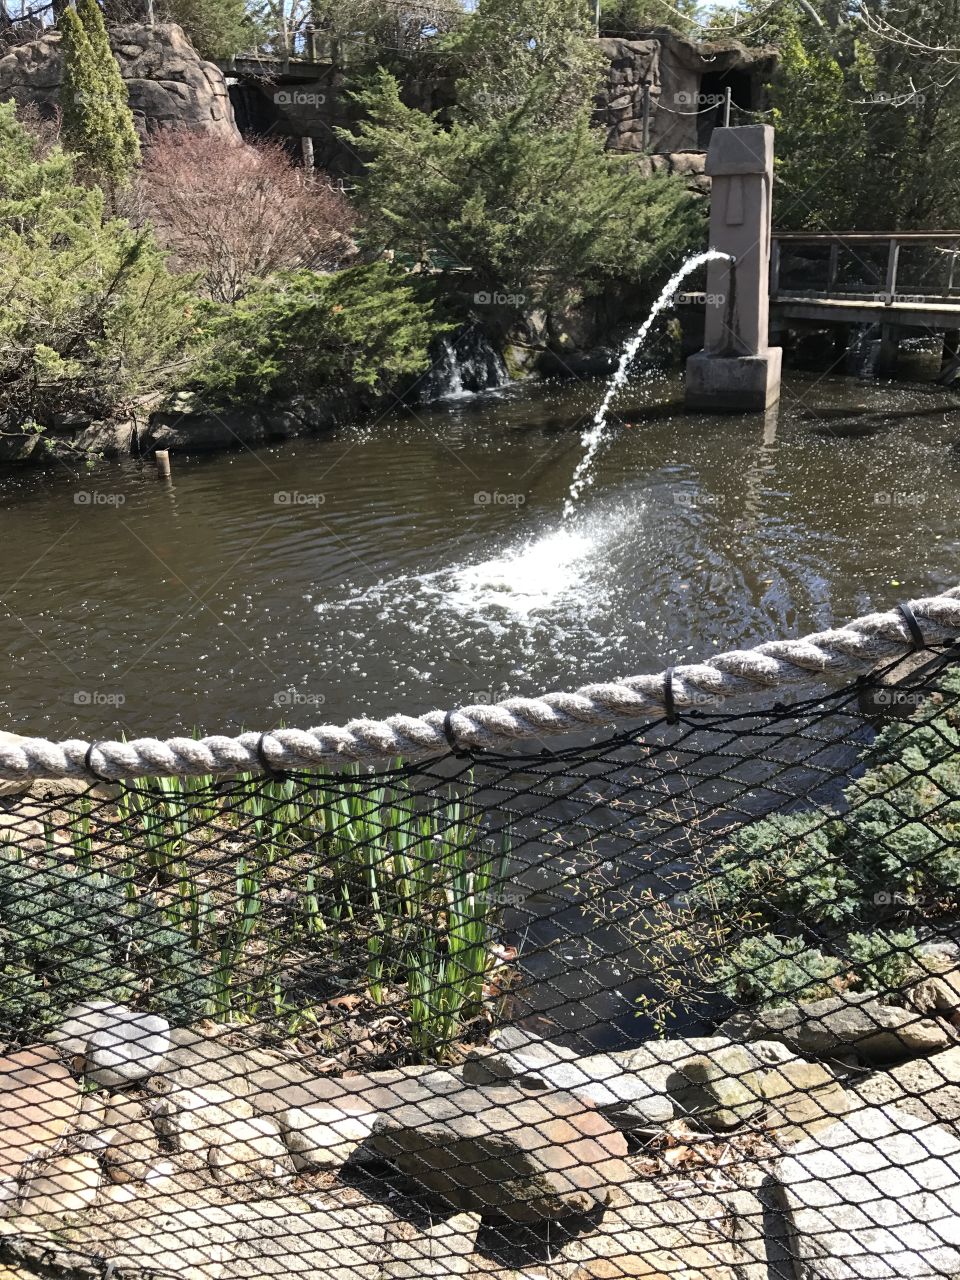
[770, 231, 960, 303]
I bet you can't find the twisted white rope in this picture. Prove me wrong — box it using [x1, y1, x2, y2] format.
[3, 587, 960, 782]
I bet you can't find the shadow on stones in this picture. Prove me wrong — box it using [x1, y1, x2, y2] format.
[342, 1148, 608, 1269]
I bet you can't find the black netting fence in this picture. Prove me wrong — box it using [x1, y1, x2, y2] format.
[3, 643, 960, 1280]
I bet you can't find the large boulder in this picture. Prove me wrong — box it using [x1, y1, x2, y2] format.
[369, 1085, 631, 1221]
[720, 991, 952, 1064]
[0, 22, 239, 142]
[773, 1105, 960, 1278]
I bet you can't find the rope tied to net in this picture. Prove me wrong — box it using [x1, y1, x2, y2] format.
[2, 586, 959, 783]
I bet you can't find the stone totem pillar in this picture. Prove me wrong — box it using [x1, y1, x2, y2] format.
[685, 124, 782, 411]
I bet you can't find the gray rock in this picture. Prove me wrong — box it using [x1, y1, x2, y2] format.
[369, 1085, 631, 1221]
[774, 1104, 960, 1278]
[43, 1186, 394, 1280]
[152, 1085, 257, 1154]
[104, 1125, 158, 1184]
[761, 1060, 852, 1145]
[720, 991, 951, 1063]
[206, 1115, 292, 1182]
[0, 731, 31, 796]
[281, 1104, 377, 1170]
[667, 1049, 765, 1130]
[85, 1010, 171, 1087]
[0, 23, 240, 143]
[47, 998, 126, 1057]
[247, 1063, 465, 1120]
[561, 1182, 768, 1280]
[854, 1046, 960, 1130]
[463, 1032, 795, 1129]
[101, 1095, 160, 1183]
[380, 1212, 480, 1280]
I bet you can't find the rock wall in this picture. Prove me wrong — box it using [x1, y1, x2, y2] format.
[596, 30, 778, 164]
[0, 22, 239, 142]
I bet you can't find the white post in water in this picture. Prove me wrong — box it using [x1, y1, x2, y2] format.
[685, 124, 782, 412]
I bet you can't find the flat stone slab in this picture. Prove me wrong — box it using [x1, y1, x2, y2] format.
[247, 1064, 465, 1118]
[561, 1181, 769, 1280]
[721, 991, 951, 1063]
[34, 1186, 396, 1280]
[774, 1103, 960, 1278]
[464, 1031, 795, 1129]
[148, 1027, 293, 1094]
[854, 1046, 960, 1131]
[370, 1085, 631, 1221]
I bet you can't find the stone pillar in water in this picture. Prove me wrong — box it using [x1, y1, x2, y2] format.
[685, 125, 782, 412]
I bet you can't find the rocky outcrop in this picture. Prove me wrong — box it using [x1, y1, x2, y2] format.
[464, 1025, 797, 1129]
[0, 22, 239, 141]
[140, 392, 367, 454]
[596, 30, 778, 159]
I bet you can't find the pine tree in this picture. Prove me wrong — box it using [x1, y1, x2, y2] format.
[348, 0, 701, 310]
[59, 0, 140, 197]
[161, 0, 258, 62]
[0, 101, 195, 435]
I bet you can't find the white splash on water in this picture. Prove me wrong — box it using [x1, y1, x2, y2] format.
[443, 525, 596, 618]
[563, 249, 732, 518]
[318, 508, 634, 632]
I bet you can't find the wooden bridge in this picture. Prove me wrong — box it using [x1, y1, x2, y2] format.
[770, 231, 960, 331]
[680, 230, 960, 378]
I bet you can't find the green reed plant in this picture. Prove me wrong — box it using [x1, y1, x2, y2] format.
[211, 852, 264, 1019]
[52, 764, 513, 1053]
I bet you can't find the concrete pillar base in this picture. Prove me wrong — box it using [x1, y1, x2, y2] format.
[684, 348, 783, 412]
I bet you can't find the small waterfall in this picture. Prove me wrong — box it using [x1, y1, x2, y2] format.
[563, 249, 732, 517]
[417, 326, 510, 403]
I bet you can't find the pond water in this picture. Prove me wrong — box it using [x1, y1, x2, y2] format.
[2, 369, 958, 740]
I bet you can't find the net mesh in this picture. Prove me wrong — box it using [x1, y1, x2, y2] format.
[2, 644, 960, 1280]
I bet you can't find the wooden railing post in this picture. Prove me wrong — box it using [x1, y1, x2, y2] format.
[946, 245, 958, 296]
[769, 237, 781, 296]
[827, 242, 839, 292]
[884, 238, 900, 303]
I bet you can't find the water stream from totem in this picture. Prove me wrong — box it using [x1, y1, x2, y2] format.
[2, 298, 960, 1043]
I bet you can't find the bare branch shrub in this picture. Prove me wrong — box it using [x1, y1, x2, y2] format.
[138, 130, 356, 302]
[13, 100, 63, 156]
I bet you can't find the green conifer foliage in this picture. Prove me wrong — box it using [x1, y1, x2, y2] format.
[59, 0, 140, 195]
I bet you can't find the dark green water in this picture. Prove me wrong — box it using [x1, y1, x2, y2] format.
[1, 370, 959, 739]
